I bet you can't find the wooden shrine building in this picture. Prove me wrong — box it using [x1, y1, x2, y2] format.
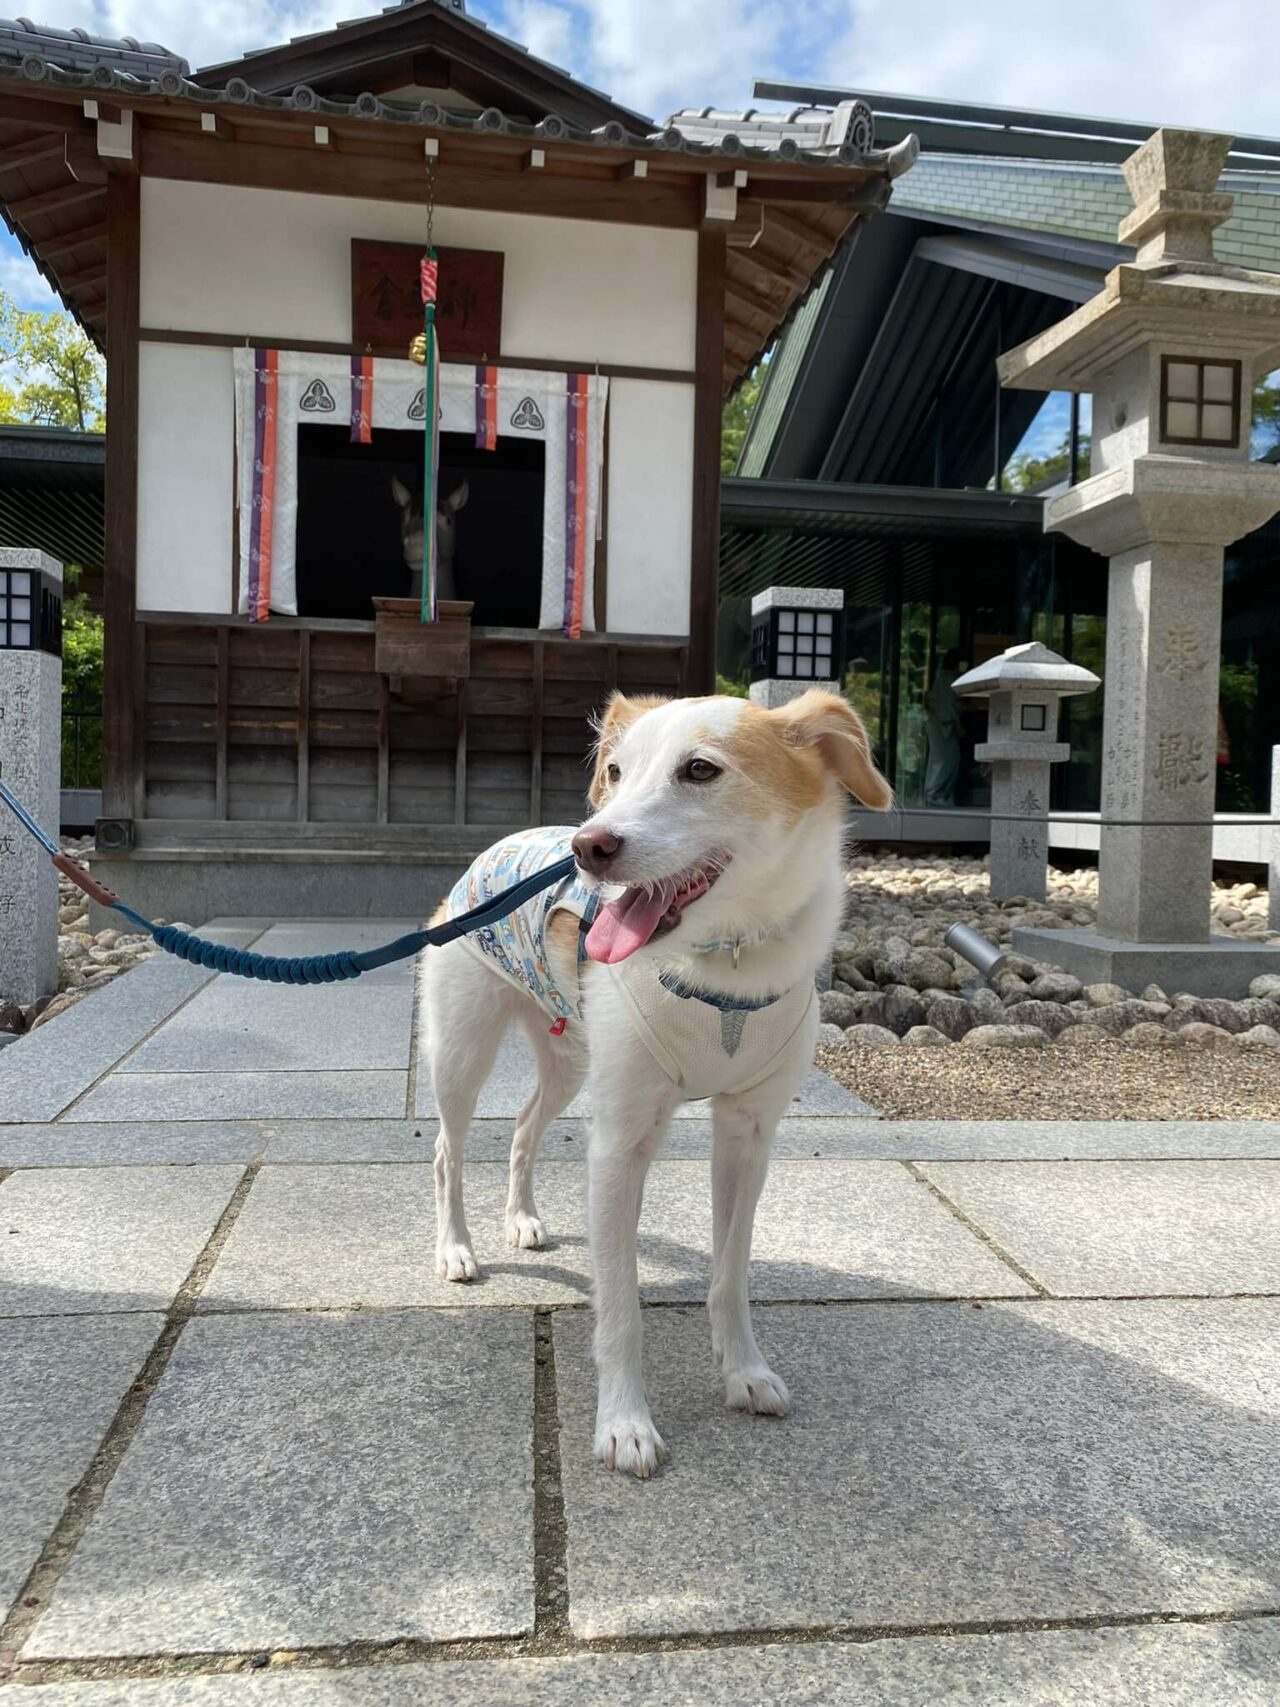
[0, 1, 915, 915]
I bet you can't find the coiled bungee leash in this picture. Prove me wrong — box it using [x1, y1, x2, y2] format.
[0, 770, 575, 986]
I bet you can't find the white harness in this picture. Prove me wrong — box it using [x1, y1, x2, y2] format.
[449, 829, 815, 1101]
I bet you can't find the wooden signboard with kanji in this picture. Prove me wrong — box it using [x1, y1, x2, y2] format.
[351, 240, 504, 360]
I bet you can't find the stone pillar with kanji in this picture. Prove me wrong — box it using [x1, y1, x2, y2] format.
[998, 129, 1280, 995]
[952, 643, 1100, 903]
[0, 550, 63, 1006]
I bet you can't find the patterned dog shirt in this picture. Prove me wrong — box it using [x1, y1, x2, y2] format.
[446, 827, 815, 1099]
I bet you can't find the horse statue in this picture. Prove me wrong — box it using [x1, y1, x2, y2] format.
[391, 476, 469, 602]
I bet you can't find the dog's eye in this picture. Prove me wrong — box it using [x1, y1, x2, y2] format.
[606, 761, 621, 784]
[683, 758, 721, 783]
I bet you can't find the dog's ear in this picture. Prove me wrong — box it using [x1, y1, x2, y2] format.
[391, 477, 411, 510]
[587, 692, 668, 807]
[777, 689, 894, 810]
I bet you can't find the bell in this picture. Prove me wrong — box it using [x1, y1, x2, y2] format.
[408, 332, 426, 365]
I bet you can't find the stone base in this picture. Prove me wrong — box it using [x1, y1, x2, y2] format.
[1012, 925, 1280, 999]
[86, 854, 470, 933]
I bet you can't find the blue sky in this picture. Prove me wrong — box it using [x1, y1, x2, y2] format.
[3, 0, 1279, 308]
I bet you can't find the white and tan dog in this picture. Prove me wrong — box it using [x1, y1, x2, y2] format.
[423, 688, 892, 1476]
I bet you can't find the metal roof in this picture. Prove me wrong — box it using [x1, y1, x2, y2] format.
[0, 16, 186, 77]
[0, 424, 104, 574]
[752, 82, 1280, 169]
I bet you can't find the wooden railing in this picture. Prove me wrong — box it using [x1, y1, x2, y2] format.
[130, 612, 687, 841]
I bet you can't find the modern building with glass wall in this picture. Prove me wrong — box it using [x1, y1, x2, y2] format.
[710, 90, 1280, 855]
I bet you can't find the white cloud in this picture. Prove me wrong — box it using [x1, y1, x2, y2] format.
[0, 245, 59, 311]
[43, 1, 355, 74]
[14, 0, 1280, 140]
[816, 0, 1280, 141]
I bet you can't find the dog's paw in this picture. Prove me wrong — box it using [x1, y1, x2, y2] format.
[594, 1415, 669, 1479]
[436, 1240, 479, 1283]
[724, 1365, 790, 1417]
[505, 1211, 546, 1250]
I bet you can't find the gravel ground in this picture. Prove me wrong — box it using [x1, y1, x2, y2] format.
[0, 836, 174, 1039]
[817, 1037, 1280, 1121]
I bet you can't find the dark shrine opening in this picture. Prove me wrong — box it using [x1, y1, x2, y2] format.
[295, 425, 546, 627]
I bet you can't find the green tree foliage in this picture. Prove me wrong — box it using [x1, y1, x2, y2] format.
[721, 363, 764, 473]
[1253, 370, 1280, 458]
[60, 565, 104, 787]
[0, 293, 104, 431]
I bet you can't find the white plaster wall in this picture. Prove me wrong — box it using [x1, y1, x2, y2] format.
[606, 380, 694, 636]
[137, 344, 235, 613]
[140, 179, 698, 370]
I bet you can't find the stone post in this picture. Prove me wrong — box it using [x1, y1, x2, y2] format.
[952, 642, 1100, 903]
[0, 550, 63, 1005]
[997, 129, 1280, 996]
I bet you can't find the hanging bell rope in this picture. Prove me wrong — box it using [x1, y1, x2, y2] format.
[409, 150, 441, 624]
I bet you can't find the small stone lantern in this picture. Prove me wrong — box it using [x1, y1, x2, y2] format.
[952, 642, 1100, 903]
[749, 585, 842, 709]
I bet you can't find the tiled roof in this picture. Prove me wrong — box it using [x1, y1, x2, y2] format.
[0, 16, 186, 77]
[669, 102, 874, 159]
[894, 153, 1280, 273]
[0, 49, 896, 168]
[208, 0, 625, 118]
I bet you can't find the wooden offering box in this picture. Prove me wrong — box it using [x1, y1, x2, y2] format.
[374, 598, 473, 680]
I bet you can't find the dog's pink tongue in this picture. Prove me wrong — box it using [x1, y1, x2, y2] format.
[585, 888, 669, 964]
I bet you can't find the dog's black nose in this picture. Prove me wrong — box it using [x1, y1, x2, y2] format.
[572, 827, 623, 876]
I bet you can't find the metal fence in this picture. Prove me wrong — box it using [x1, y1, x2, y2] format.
[61, 693, 103, 791]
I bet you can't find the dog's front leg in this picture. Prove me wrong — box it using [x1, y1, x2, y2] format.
[586, 1018, 679, 1477]
[708, 1040, 812, 1417]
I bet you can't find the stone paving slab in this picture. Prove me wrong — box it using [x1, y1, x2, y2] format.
[257, 1117, 1280, 1166]
[920, 1161, 1280, 1296]
[0, 1313, 164, 1623]
[0, 932, 265, 1124]
[803, 1120, 1280, 1161]
[122, 982, 416, 1074]
[232, 921, 424, 970]
[554, 1299, 1280, 1637]
[0, 1123, 268, 1168]
[24, 1310, 534, 1658]
[0, 1166, 243, 1314]
[65, 1071, 409, 1123]
[413, 1027, 877, 1120]
[13, 1619, 1280, 1703]
[198, 1161, 1025, 1312]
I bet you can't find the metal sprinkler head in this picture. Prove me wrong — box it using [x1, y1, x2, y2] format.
[945, 922, 1008, 983]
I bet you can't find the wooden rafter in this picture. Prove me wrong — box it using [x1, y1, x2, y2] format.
[754, 203, 845, 255]
[728, 243, 812, 295]
[8, 179, 103, 225]
[38, 222, 107, 265]
[0, 135, 66, 175]
[724, 273, 786, 321]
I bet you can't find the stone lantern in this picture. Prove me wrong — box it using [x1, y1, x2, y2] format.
[998, 129, 1280, 996]
[749, 585, 843, 709]
[0, 549, 63, 1005]
[952, 642, 1100, 903]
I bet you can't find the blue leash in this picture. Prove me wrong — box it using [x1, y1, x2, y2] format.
[0, 770, 575, 986]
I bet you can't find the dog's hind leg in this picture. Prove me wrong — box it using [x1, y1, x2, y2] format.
[708, 1020, 815, 1416]
[506, 1013, 584, 1250]
[423, 939, 513, 1282]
